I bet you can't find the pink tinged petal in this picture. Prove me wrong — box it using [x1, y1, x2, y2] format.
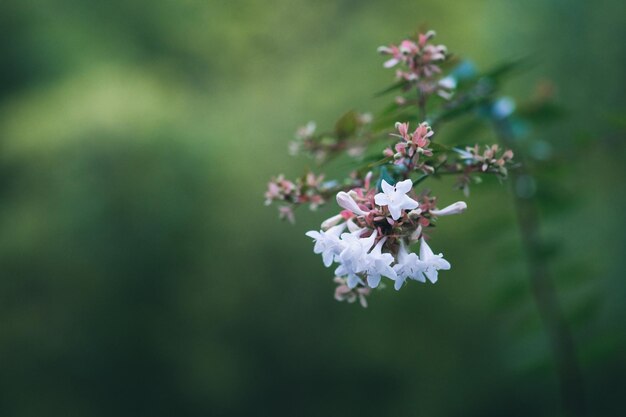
[395, 179, 413, 194]
[381, 179, 394, 194]
[395, 122, 409, 138]
[340, 210, 353, 219]
[430, 201, 467, 216]
[336, 192, 367, 215]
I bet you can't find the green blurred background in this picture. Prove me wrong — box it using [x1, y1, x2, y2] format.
[1, 0, 625, 416]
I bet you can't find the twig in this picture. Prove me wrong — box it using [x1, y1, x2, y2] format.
[492, 117, 587, 417]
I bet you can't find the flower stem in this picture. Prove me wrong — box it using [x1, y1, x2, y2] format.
[492, 118, 587, 417]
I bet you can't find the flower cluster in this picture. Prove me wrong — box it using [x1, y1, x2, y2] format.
[456, 144, 514, 173]
[265, 28, 518, 307]
[306, 175, 466, 306]
[265, 172, 329, 222]
[378, 30, 454, 100]
[449, 145, 514, 196]
[384, 121, 435, 173]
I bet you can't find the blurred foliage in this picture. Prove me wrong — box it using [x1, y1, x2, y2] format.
[0, 0, 625, 416]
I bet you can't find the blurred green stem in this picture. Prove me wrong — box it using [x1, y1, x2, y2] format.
[493, 118, 587, 417]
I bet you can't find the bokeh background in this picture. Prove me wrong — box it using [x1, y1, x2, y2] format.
[1, 0, 625, 416]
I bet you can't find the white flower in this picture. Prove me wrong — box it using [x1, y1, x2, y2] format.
[454, 148, 475, 161]
[336, 191, 367, 216]
[392, 242, 426, 290]
[419, 238, 451, 283]
[374, 179, 419, 220]
[430, 201, 467, 216]
[361, 238, 397, 288]
[305, 223, 346, 267]
[438, 76, 457, 90]
[334, 230, 377, 288]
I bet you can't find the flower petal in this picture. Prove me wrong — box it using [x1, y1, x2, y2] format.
[336, 192, 366, 215]
[389, 205, 402, 220]
[430, 201, 467, 216]
[347, 275, 362, 289]
[374, 193, 390, 206]
[395, 179, 413, 194]
[381, 179, 395, 194]
[419, 238, 435, 259]
[367, 274, 381, 288]
[394, 277, 405, 290]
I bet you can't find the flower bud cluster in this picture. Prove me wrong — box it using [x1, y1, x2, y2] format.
[449, 144, 515, 196]
[377, 30, 453, 100]
[456, 144, 515, 176]
[384, 121, 435, 173]
[265, 172, 329, 222]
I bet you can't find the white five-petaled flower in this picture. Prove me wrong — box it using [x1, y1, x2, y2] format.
[392, 242, 426, 290]
[361, 237, 397, 288]
[419, 237, 451, 283]
[305, 223, 346, 267]
[374, 179, 419, 220]
[335, 230, 377, 289]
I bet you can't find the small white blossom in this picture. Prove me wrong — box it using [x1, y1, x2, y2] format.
[305, 223, 346, 267]
[374, 179, 419, 220]
[361, 238, 397, 288]
[419, 238, 451, 283]
[438, 76, 457, 90]
[430, 201, 467, 216]
[392, 242, 426, 290]
[454, 148, 475, 161]
[335, 230, 377, 288]
[336, 191, 367, 216]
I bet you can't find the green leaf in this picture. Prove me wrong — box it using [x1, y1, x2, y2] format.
[483, 57, 529, 82]
[334, 110, 359, 139]
[374, 80, 408, 97]
[429, 142, 452, 153]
